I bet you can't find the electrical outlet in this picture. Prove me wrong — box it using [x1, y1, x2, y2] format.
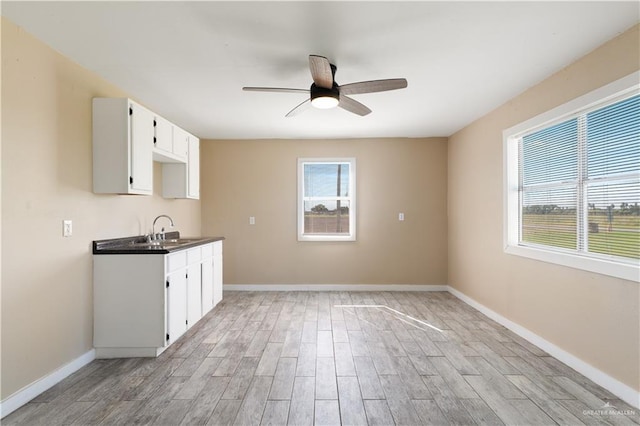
[249, 216, 256, 225]
[398, 213, 405, 221]
[63, 220, 73, 237]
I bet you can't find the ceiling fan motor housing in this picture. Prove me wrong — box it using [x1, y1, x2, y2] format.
[310, 83, 340, 108]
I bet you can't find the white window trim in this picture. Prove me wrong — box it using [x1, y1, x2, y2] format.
[503, 71, 640, 282]
[298, 157, 356, 242]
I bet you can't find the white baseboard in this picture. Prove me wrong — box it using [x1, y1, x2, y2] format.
[447, 286, 640, 410]
[0, 349, 95, 419]
[224, 283, 449, 292]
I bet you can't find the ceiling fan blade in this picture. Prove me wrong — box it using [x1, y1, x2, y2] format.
[339, 78, 407, 95]
[285, 99, 311, 117]
[309, 55, 334, 89]
[243, 87, 309, 94]
[338, 95, 372, 116]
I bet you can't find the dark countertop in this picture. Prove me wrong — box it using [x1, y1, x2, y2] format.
[93, 231, 225, 255]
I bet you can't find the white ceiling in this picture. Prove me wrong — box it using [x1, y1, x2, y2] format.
[3, 1, 638, 140]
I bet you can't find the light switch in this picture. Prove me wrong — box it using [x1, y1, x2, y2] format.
[249, 216, 256, 225]
[398, 213, 405, 221]
[63, 220, 73, 237]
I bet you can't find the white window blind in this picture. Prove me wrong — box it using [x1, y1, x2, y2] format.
[518, 93, 640, 261]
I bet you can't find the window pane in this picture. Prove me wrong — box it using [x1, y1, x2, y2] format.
[304, 163, 350, 197]
[522, 187, 577, 250]
[304, 200, 350, 234]
[587, 94, 640, 178]
[522, 119, 578, 185]
[587, 180, 640, 259]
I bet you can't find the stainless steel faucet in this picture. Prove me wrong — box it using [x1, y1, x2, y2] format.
[152, 215, 175, 241]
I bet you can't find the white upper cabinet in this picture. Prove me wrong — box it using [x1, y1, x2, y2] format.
[187, 137, 200, 199]
[162, 132, 200, 200]
[93, 98, 154, 195]
[93, 97, 199, 197]
[172, 126, 190, 161]
[153, 115, 190, 164]
[153, 115, 173, 153]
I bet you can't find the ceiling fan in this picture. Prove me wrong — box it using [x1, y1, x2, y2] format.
[243, 55, 408, 117]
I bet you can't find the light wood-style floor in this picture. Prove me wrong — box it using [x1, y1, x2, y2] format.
[4, 291, 639, 425]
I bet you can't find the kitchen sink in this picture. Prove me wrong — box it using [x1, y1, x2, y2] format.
[127, 238, 204, 249]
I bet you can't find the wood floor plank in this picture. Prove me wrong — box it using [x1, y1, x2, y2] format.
[281, 329, 302, 357]
[429, 356, 478, 399]
[301, 321, 317, 343]
[424, 375, 478, 426]
[316, 330, 334, 357]
[288, 376, 315, 426]
[460, 398, 506, 426]
[507, 374, 585, 425]
[337, 376, 368, 426]
[315, 357, 338, 400]
[353, 356, 385, 400]
[206, 399, 242, 426]
[378, 375, 423, 425]
[268, 357, 297, 400]
[261, 400, 290, 425]
[465, 375, 528, 425]
[393, 356, 432, 399]
[347, 330, 370, 357]
[363, 399, 395, 426]
[296, 342, 317, 377]
[174, 357, 223, 400]
[255, 342, 283, 376]
[334, 341, 357, 377]
[222, 357, 260, 400]
[467, 356, 526, 400]
[180, 376, 231, 425]
[413, 399, 451, 426]
[233, 376, 273, 425]
[314, 399, 341, 426]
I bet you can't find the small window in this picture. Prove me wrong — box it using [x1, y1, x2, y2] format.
[504, 72, 639, 281]
[298, 158, 356, 241]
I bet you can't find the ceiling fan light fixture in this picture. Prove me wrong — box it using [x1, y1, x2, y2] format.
[310, 83, 339, 109]
[311, 95, 339, 109]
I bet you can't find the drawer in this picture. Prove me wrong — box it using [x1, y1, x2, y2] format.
[201, 243, 213, 258]
[167, 251, 186, 272]
[187, 247, 202, 264]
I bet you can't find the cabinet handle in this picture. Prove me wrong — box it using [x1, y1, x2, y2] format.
[154, 136, 157, 145]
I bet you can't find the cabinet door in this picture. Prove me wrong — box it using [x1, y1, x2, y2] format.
[172, 126, 189, 160]
[187, 136, 200, 199]
[213, 252, 223, 306]
[201, 257, 214, 314]
[129, 103, 154, 193]
[154, 115, 173, 153]
[167, 270, 187, 344]
[186, 264, 202, 328]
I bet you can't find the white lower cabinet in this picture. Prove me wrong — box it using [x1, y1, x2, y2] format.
[94, 241, 223, 358]
[166, 268, 187, 344]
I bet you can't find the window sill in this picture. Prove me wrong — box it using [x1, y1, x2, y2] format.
[505, 244, 639, 282]
[298, 234, 356, 242]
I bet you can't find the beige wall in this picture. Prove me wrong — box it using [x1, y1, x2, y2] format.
[1, 19, 201, 400]
[448, 25, 640, 393]
[201, 138, 448, 286]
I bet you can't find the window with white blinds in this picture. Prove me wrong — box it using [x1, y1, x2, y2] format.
[298, 158, 356, 241]
[504, 72, 639, 281]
